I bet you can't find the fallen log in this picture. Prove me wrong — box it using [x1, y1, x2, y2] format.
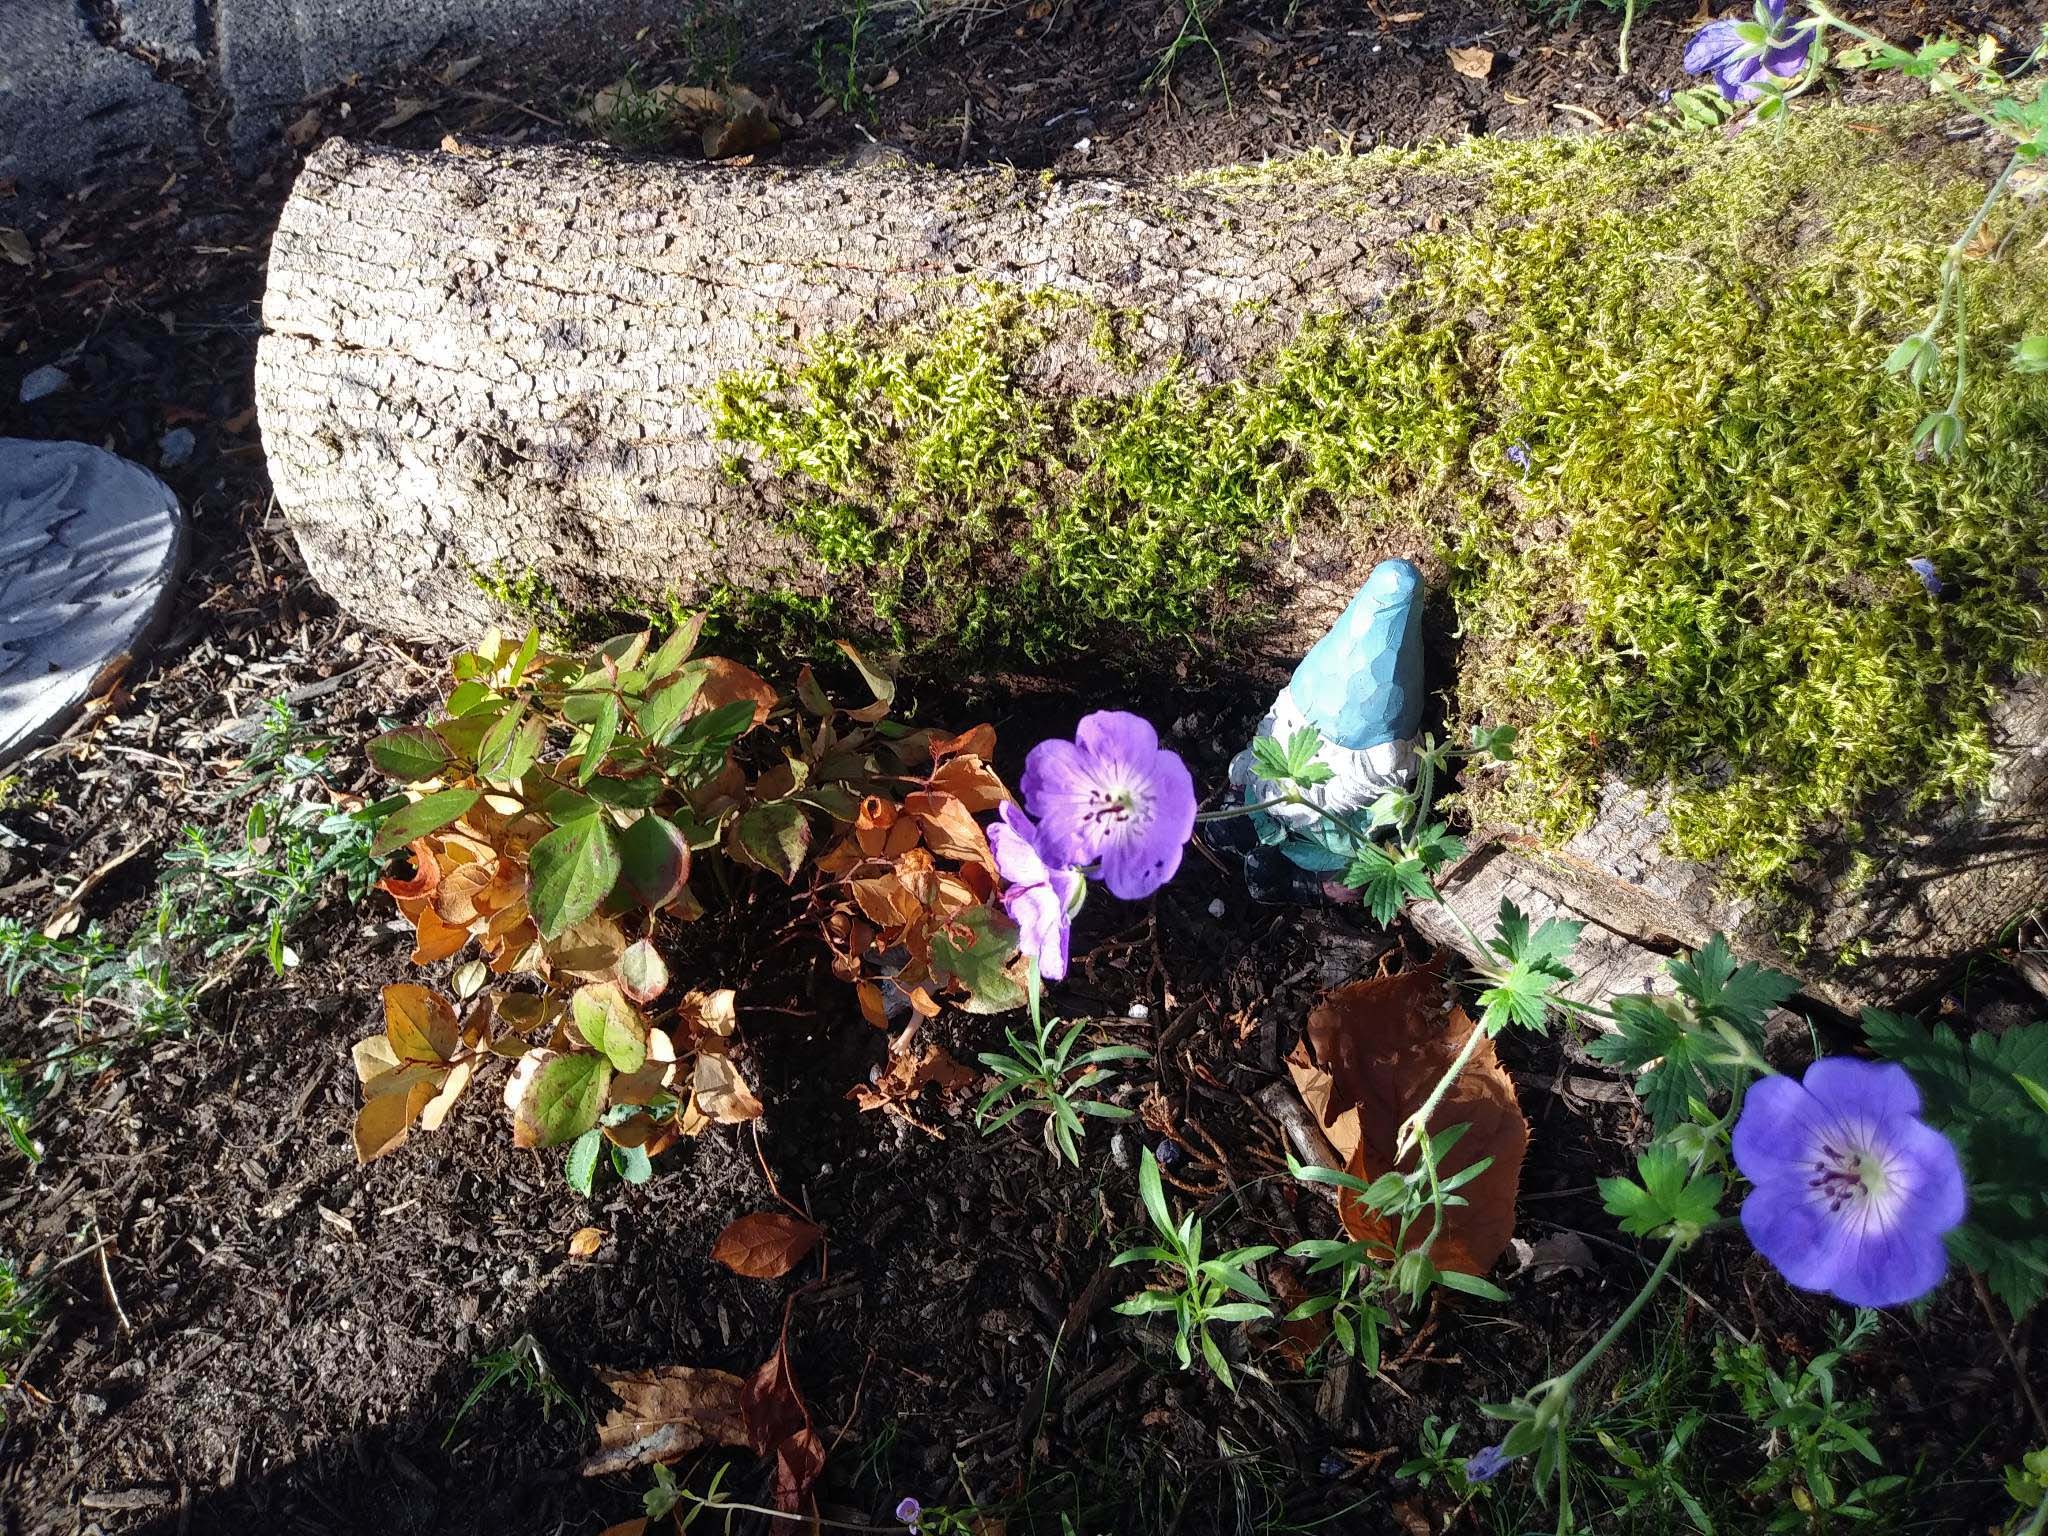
[255, 121, 2048, 1013]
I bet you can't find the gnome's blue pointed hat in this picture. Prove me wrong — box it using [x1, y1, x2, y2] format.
[1289, 559, 1425, 749]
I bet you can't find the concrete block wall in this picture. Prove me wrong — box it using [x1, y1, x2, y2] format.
[1, 0, 651, 203]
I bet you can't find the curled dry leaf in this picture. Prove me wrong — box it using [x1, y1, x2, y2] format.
[579, 1365, 751, 1477]
[693, 1050, 764, 1124]
[713, 1210, 824, 1280]
[848, 1043, 977, 1135]
[1447, 44, 1495, 80]
[568, 1226, 605, 1258]
[1288, 963, 1527, 1277]
[744, 1327, 825, 1511]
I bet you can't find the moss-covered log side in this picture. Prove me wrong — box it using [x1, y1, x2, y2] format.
[260, 109, 2046, 988]
[704, 112, 2048, 907]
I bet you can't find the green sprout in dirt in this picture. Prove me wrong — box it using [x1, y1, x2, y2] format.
[0, 700, 377, 1162]
[2006, 1448, 2048, 1536]
[1713, 1310, 1903, 1530]
[0, 1253, 41, 1414]
[1285, 1119, 1510, 1363]
[975, 972, 1147, 1165]
[812, 0, 877, 118]
[1144, 0, 1232, 111]
[1110, 1147, 1276, 1390]
[443, 1332, 581, 1447]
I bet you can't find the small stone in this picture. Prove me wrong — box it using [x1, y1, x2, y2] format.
[1126, 1002, 1150, 1021]
[1208, 898, 1227, 919]
[158, 427, 196, 468]
[19, 365, 68, 403]
[1109, 1130, 1130, 1169]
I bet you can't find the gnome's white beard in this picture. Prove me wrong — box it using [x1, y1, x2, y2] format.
[1227, 685, 1417, 836]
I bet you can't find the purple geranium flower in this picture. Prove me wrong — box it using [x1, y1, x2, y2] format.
[896, 1496, 922, 1530]
[1683, 0, 1815, 102]
[1465, 1444, 1512, 1484]
[1733, 1058, 1965, 1308]
[1021, 711, 1197, 900]
[988, 802, 1084, 981]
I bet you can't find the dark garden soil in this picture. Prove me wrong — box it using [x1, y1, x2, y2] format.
[4, 1, 2047, 1532]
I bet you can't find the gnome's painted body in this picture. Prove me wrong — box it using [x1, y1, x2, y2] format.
[1227, 559, 1425, 881]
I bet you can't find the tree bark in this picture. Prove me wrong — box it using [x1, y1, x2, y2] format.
[256, 136, 1428, 647]
[256, 136, 2048, 1014]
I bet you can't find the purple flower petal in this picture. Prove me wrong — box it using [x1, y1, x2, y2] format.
[1801, 1056, 1921, 1124]
[1020, 710, 1196, 900]
[1683, 18, 1747, 75]
[1732, 1059, 1966, 1308]
[990, 803, 1076, 980]
[1907, 557, 1943, 596]
[1732, 1072, 1830, 1185]
[1465, 1444, 1512, 1483]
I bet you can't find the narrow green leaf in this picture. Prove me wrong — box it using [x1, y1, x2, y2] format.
[579, 693, 621, 784]
[371, 788, 480, 857]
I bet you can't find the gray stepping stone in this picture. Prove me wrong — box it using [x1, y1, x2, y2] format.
[0, 439, 187, 765]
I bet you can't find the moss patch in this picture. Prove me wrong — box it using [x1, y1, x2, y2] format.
[707, 106, 2048, 897]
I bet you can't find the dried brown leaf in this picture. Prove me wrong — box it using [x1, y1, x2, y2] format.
[693, 1051, 764, 1124]
[1294, 967, 1526, 1276]
[354, 1076, 433, 1161]
[579, 1365, 751, 1477]
[743, 1330, 825, 1511]
[712, 1211, 824, 1280]
[569, 1226, 605, 1258]
[384, 983, 459, 1063]
[694, 657, 777, 728]
[1447, 44, 1495, 79]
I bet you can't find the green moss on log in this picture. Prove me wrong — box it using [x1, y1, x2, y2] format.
[708, 107, 2047, 896]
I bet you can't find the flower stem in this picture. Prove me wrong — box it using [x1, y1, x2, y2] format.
[1541, 1234, 1687, 1401]
[1194, 795, 1294, 822]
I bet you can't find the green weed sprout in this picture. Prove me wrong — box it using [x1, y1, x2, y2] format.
[1111, 1147, 1276, 1389]
[1714, 1310, 1903, 1529]
[975, 969, 1147, 1165]
[443, 1332, 581, 1447]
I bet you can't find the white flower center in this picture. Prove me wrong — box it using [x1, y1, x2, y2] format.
[1807, 1121, 1904, 1224]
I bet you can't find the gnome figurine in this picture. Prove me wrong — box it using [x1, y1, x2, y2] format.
[1217, 559, 1426, 902]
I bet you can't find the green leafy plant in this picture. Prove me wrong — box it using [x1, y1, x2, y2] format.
[811, 0, 876, 117]
[352, 621, 1025, 1181]
[1713, 1310, 1902, 1530]
[0, 702, 377, 1162]
[1586, 934, 1795, 1133]
[1860, 1009, 2048, 1317]
[443, 1331, 581, 1446]
[975, 986, 1146, 1164]
[1590, 1409, 1715, 1532]
[1396, 1414, 1478, 1494]
[1112, 1148, 1276, 1389]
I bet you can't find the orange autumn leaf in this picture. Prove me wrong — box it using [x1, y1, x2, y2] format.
[712, 1210, 825, 1279]
[929, 723, 996, 761]
[694, 656, 777, 728]
[903, 790, 993, 871]
[1290, 964, 1526, 1277]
